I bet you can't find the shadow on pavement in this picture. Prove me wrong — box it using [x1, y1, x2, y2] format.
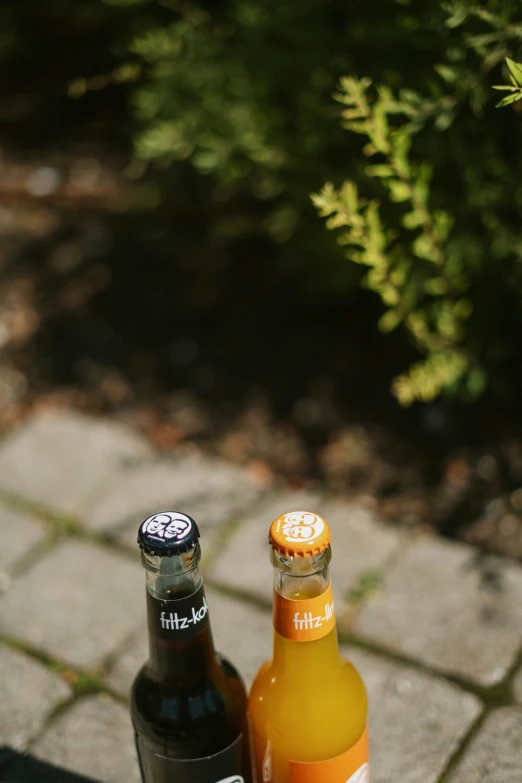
[0, 747, 99, 783]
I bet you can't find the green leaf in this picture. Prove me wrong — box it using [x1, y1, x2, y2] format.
[413, 234, 435, 261]
[342, 120, 370, 135]
[506, 59, 522, 88]
[454, 298, 473, 319]
[326, 212, 349, 230]
[434, 64, 457, 83]
[339, 181, 359, 212]
[378, 309, 402, 332]
[467, 32, 502, 48]
[466, 368, 487, 397]
[68, 79, 87, 98]
[365, 164, 394, 178]
[402, 210, 424, 230]
[496, 92, 522, 108]
[388, 180, 411, 203]
[424, 278, 448, 295]
[444, 7, 468, 29]
[435, 111, 455, 132]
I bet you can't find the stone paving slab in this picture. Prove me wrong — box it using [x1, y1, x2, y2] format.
[86, 454, 260, 552]
[447, 707, 522, 783]
[209, 493, 403, 608]
[344, 647, 482, 783]
[0, 644, 71, 750]
[1, 540, 145, 669]
[0, 411, 152, 517]
[0, 502, 47, 574]
[207, 491, 319, 604]
[106, 586, 272, 696]
[105, 630, 147, 699]
[32, 694, 141, 783]
[354, 536, 522, 686]
[319, 499, 403, 606]
[210, 589, 272, 687]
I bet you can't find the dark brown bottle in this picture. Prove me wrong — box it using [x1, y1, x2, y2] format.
[131, 511, 250, 783]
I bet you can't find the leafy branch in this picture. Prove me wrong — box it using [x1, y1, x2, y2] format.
[493, 58, 522, 107]
[312, 78, 475, 406]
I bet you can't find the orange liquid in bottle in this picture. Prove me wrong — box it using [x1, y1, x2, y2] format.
[249, 583, 368, 783]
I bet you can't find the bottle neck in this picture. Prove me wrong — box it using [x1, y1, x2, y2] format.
[142, 545, 216, 684]
[273, 549, 331, 599]
[271, 546, 341, 670]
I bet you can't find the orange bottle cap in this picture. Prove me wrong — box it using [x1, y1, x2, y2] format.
[269, 510, 331, 558]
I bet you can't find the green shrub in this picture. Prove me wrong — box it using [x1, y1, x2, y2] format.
[313, 4, 522, 404]
[93, 2, 522, 403]
[99, 0, 468, 282]
[494, 57, 522, 105]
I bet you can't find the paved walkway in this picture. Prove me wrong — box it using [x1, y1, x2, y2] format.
[0, 410, 521, 783]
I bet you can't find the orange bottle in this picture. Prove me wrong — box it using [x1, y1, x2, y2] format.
[248, 510, 369, 783]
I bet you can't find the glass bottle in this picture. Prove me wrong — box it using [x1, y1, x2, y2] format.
[249, 510, 369, 783]
[131, 511, 250, 783]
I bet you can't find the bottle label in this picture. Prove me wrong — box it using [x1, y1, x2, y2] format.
[146, 583, 210, 641]
[289, 726, 369, 783]
[136, 731, 245, 783]
[273, 584, 335, 642]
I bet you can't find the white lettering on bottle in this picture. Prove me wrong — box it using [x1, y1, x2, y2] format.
[262, 741, 272, 783]
[215, 777, 244, 783]
[160, 596, 208, 630]
[292, 599, 335, 631]
[346, 762, 369, 783]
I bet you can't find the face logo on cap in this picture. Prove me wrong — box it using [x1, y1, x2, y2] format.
[215, 777, 244, 783]
[141, 512, 192, 541]
[281, 511, 325, 544]
[346, 763, 369, 783]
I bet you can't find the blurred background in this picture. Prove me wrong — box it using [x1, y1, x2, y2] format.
[1, 0, 522, 559]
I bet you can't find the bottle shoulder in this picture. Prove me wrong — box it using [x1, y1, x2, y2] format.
[249, 658, 367, 701]
[131, 653, 247, 755]
[248, 658, 273, 703]
[132, 650, 247, 706]
[248, 653, 368, 747]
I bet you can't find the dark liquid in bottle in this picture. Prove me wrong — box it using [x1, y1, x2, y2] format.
[131, 592, 250, 783]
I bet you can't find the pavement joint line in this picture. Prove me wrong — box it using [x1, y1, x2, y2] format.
[0, 483, 270, 569]
[341, 565, 388, 618]
[201, 484, 332, 571]
[33, 681, 131, 749]
[200, 509, 260, 570]
[194, 574, 520, 706]
[341, 633, 516, 708]
[0, 485, 145, 565]
[2, 577, 515, 708]
[338, 527, 427, 623]
[82, 530, 141, 564]
[3, 530, 61, 580]
[204, 577, 273, 613]
[30, 692, 80, 744]
[0, 635, 128, 712]
[0, 634, 103, 692]
[435, 707, 489, 783]
[98, 628, 141, 681]
[205, 553, 520, 705]
[104, 476, 266, 543]
[503, 645, 522, 698]
[0, 488, 82, 533]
